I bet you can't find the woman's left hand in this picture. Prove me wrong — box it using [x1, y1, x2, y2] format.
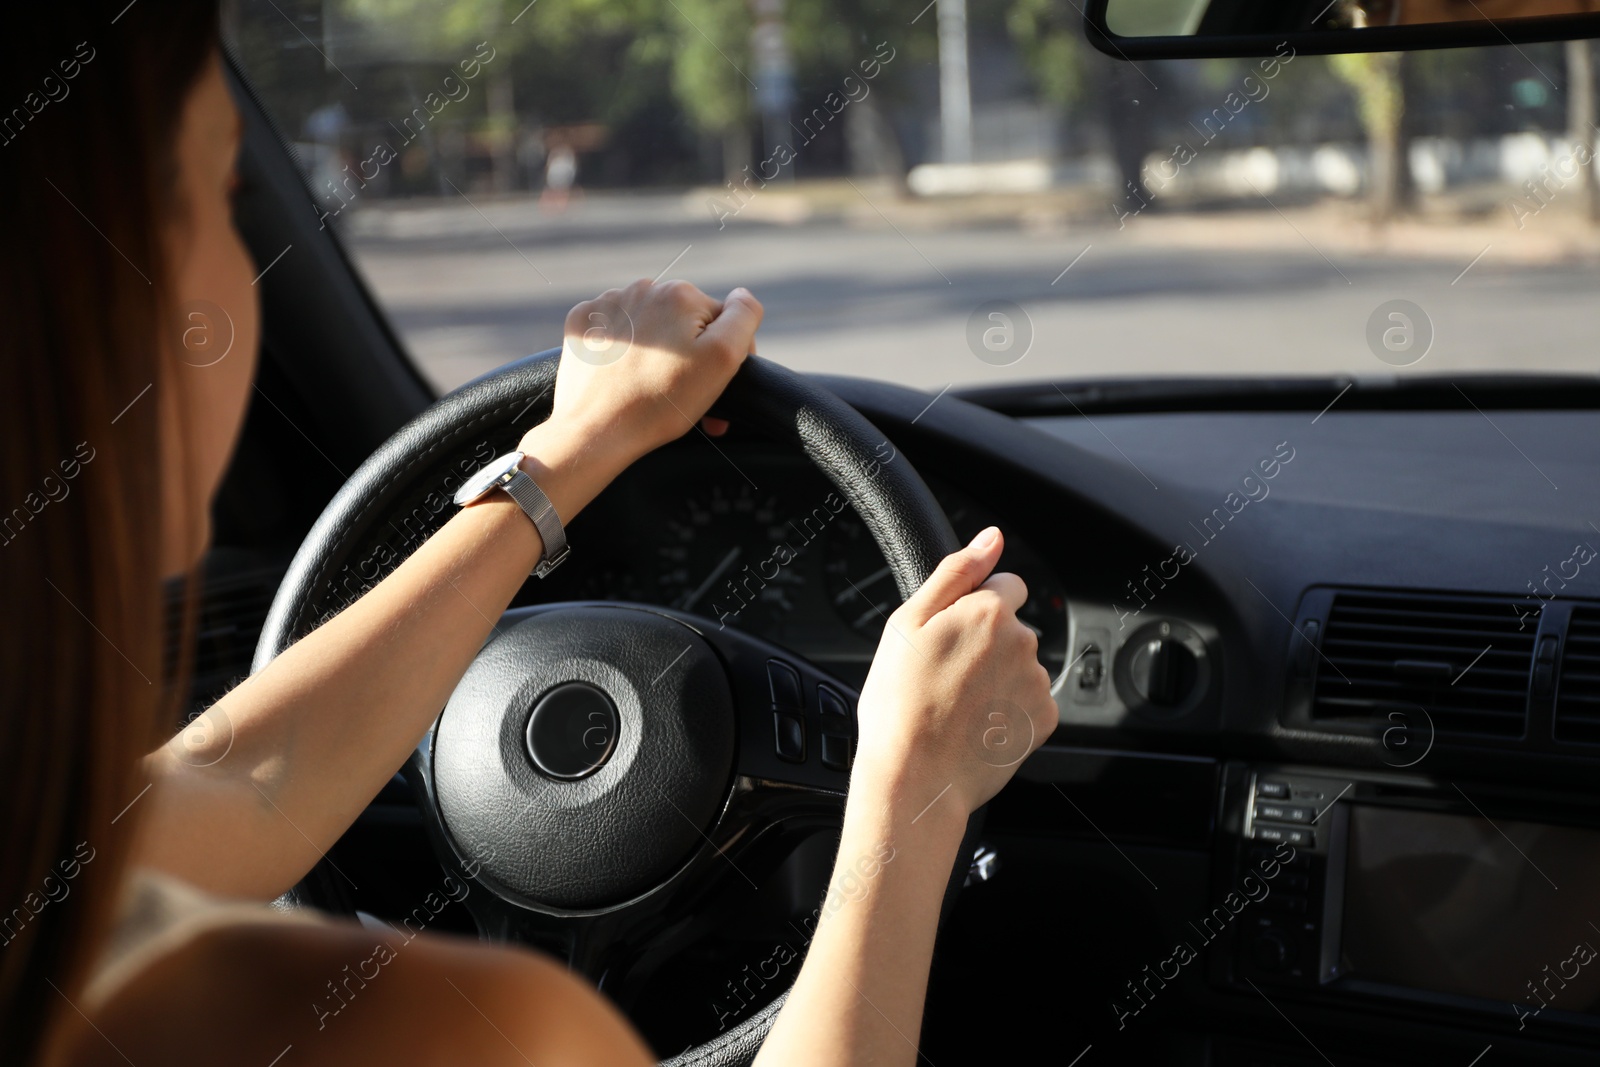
[522, 279, 762, 472]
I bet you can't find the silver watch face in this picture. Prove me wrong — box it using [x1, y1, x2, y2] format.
[453, 451, 526, 506]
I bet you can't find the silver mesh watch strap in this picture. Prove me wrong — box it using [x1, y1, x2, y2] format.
[503, 470, 570, 578]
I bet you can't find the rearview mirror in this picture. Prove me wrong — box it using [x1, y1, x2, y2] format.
[1087, 0, 1600, 59]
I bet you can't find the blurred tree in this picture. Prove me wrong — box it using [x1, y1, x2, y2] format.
[1008, 1, 1148, 204]
[1006, 0, 1085, 109]
[785, 0, 922, 183]
[658, 0, 755, 180]
[340, 0, 520, 188]
[1007, 0, 1154, 210]
[339, 0, 919, 185]
[1329, 51, 1410, 223]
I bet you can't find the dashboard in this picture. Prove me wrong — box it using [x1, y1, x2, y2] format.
[353, 367, 1600, 1064]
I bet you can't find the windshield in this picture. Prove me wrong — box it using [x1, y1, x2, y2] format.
[226, 3, 1600, 394]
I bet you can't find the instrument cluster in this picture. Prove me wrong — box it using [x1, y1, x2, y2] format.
[525, 445, 1068, 688]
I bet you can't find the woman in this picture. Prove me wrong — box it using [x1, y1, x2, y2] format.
[0, 5, 1057, 1065]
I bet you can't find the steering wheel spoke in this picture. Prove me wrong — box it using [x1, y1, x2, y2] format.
[674, 608, 861, 795]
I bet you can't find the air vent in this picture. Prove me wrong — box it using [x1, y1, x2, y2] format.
[1555, 607, 1600, 743]
[1311, 591, 1536, 738]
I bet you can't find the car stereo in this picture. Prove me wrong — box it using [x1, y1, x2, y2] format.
[1221, 764, 1600, 1031]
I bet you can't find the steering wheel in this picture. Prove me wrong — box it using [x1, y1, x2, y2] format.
[253, 349, 982, 1066]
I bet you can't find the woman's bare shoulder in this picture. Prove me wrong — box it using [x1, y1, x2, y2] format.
[60, 913, 656, 1067]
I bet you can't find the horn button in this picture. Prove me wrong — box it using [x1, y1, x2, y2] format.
[525, 682, 619, 780]
[431, 606, 735, 910]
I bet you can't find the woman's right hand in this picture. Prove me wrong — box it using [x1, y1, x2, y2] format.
[851, 526, 1058, 820]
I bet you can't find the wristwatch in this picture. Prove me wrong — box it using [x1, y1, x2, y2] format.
[453, 451, 570, 578]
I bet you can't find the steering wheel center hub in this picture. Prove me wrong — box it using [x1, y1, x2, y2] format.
[524, 681, 619, 780]
[431, 605, 735, 910]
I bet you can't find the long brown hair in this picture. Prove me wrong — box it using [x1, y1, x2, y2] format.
[0, 4, 220, 1063]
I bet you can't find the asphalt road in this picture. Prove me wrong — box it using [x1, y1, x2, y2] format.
[342, 190, 1600, 396]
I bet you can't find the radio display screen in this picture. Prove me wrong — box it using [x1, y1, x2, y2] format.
[1341, 805, 1600, 1022]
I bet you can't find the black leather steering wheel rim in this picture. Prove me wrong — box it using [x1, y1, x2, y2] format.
[253, 349, 981, 1066]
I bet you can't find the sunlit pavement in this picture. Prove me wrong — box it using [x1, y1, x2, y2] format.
[341, 189, 1600, 395]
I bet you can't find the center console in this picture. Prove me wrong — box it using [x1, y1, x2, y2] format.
[1217, 763, 1600, 1034]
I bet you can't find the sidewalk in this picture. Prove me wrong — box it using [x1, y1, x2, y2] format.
[688, 176, 1600, 267]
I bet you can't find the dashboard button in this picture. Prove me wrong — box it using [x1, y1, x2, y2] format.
[1256, 803, 1313, 824]
[1256, 780, 1290, 800]
[818, 685, 851, 722]
[1078, 646, 1104, 689]
[767, 661, 804, 710]
[774, 711, 805, 762]
[1253, 826, 1313, 848]
[821, 732, 851, 771]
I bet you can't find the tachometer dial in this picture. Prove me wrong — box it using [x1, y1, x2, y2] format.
[823, 521, 901, 635]
[824, 488, 1068, 677]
